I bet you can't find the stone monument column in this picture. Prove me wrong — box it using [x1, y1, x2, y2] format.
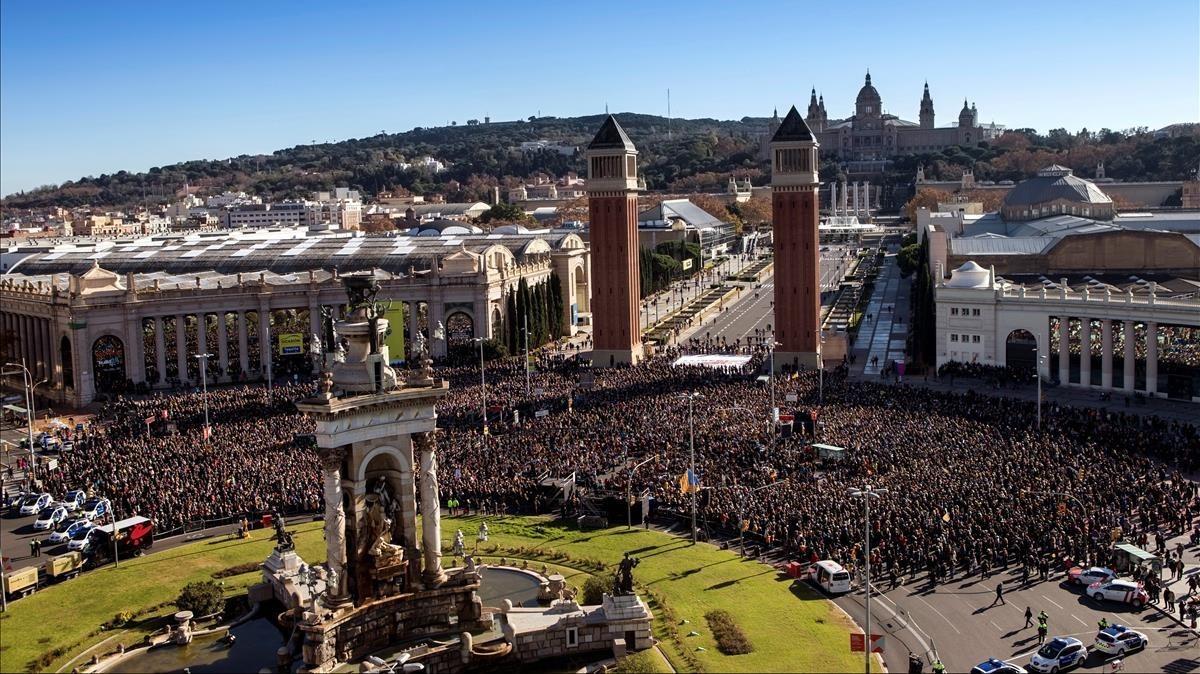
[416, 431, 446, 586]
[319, 447, 351, 605]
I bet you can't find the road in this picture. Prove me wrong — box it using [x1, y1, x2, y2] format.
[833, 548, 1199, 673]
[685, 244, 857, 345]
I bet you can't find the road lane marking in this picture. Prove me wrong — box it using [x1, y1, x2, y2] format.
[1041, 594, 1064, 609]
[989, 620, 1002, 631]
[916, 595, 962, 634]
[1072, 614, 1088, 626]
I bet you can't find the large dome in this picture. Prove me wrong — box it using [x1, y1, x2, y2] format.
[1001, 165, 1113, 221]
[855, 72, 881, 108]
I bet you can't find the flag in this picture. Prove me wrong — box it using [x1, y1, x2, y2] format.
[942, 511, 951, 522]
[678, 469, 700, 494]
[202, 425, 212, 440]
[741, 519, 750, 532]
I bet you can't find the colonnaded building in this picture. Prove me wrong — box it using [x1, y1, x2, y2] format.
[921, 165, 1200, 402]
[0, 224, 590, 406]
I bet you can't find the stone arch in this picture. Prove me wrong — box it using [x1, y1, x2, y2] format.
[572, 260, 589, 315]
[1005, 329, 1038, 377]
[356, 444, 413, 483]
[60, 335, 74, 391]
[491, 307, 503, 339]
[91, 334, 126, 395]
[445, 311, 475, 346]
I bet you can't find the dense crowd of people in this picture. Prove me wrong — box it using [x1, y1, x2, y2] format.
[26, 342, 1199, 601]
[43, 382, 320, 531]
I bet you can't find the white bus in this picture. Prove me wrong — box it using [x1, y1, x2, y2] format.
[808, 560, 852, 594]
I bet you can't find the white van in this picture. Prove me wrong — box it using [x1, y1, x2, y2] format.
[808, 560, 852, 594]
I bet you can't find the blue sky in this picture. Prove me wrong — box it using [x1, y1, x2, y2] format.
[2, 0, 1197, 196]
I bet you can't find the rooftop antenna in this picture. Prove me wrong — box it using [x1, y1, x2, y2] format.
[605, 102, 609, 114]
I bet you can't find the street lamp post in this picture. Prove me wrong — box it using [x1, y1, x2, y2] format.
[2, 360, 38, 487]
[849, 484, 887, 674]
[682, 391, 702, 543]
[1033, 340, 1046, 431]
[626, 455, 655, 530]
[194, 353, 212, 444]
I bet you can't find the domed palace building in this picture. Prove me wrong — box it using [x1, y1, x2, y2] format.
[921, 166, 1200, 402]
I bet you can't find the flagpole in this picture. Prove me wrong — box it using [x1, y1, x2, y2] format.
[688, 392, 697, 544]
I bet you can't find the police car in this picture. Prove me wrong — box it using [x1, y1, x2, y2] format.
[62, 490, 87, 511]
[18, 492, 53, 516]
[1093, 624, 1147, 655]
[49, 518, 91, 544]
[1068, 565, 1116, 586]
[33, 505, 68, 531]
[1029, 636, 1087, 673]
[970, 658, 1028, 674]
[80, 497, 110, 521]
[1088, 579, 1149, 608]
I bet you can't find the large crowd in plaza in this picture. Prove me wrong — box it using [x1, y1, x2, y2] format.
[29, 345, 1200, 601]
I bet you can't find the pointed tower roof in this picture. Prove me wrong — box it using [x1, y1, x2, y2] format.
[587, 114, 635, 151]
[771, 106, 814, 143]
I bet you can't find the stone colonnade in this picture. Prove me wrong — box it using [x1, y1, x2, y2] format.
[1055, 316, 1160, 395]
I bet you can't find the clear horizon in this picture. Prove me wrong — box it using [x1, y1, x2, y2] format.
[2, 0, 1197, 197]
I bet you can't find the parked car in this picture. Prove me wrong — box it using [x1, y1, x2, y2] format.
[1028, 636, 1087, 673]
[18, 493, 52, 516]
[1088, 579, 1149, 608]
[79, 497, 110, 521]
[33, 505, 68, 531]
[60, 440, 75, 452]
[4, 490, 29, 510]
[970, 659, 1028, 674]
[61, 490, 86, 511]
[67, 525, 98, 552]
[1093, 624, 1147, 656]
[1069, 566, 1117, 586]
[48, 518, 91, 544]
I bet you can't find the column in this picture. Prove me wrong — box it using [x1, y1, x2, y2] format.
[196, 313, 208, 366]
[1122, 321, 1135, 393]
[1057, 317, 1070, 384]
[1145, 321, 1158, 397]
[258, 304, 272, 384]
[416, 431, 446, 586]
[308, 302, 321, 369]
[319, 447, 350, 603]
[175, 315, 187, 384]
[1079, 319, 1091, 387]
[408, 301, 420, 357]
[154, 317, 167, 386]
[1100, 320, 1113, 390]
[127, 316, 146, 386]
[237, 312, 249, 375]
[216, 313, 229, 380]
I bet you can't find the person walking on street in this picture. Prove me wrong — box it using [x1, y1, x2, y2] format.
[1165, 587, 1175, 612]
[1024, 606, 1033, 628]
[990, 581, 1005, 607]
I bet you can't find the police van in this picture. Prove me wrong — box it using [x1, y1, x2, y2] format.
[807, 560, 852, 594]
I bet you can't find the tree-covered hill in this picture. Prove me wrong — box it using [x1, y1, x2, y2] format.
[3, 115, 1196, 211]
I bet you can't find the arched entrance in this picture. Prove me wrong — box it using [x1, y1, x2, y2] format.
[91, 335, 127, 395]
[572, 263, 589, 322]
[60, 336, 74, 391]
[1005, 329, 1037, 377]
[445, 312, 475, 347]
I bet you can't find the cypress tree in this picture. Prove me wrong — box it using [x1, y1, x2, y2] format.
[517, 278, 531, 349]
[505, 291, 518, 354]
[548, 272, 564, 338]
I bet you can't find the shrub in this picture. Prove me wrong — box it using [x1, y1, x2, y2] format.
[175, 581, 225, 617]
[705, 609, 753, 655]
[581, 575, 613, 605]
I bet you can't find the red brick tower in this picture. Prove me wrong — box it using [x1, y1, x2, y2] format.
[770, 106, 821, 371]
[585, 115, 643, 366]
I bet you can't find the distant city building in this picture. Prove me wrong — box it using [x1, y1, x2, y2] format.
[517, 140, 578, 156]
[635, 198, 737, 260]
[921, 166, 1200, 401]
[763, 72, 1004, 162]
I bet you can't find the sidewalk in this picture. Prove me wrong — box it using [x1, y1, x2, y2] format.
[851, 253, 906, 377]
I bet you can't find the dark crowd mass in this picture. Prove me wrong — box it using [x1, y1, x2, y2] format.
[34, 345, 1200, 599]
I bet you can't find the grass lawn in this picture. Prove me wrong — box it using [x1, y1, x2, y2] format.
[0, 521, 326, 674]
[1, 514, 867, 673]
[440, 515, 866, 673]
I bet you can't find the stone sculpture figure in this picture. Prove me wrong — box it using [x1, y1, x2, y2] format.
[364, 496, 405, 565]
[452, 529, 466, 557]
[477, 522, 490, 544]
[615, 552, 639, 595]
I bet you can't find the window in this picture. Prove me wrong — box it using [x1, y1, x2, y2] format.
[972, 309, 980, 316]
[962, 334, 970, 342]
[950, 308, 959, 316]
[961, 307, 970, 314]
[951, 334, 959, 342]
[972, 335, 981, 343]
[567, 627, 578, 647]
[775, 148, 812, 173]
